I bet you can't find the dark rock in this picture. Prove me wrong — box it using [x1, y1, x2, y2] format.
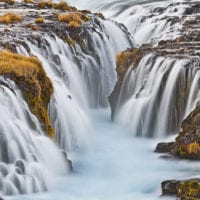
[161, 179, 200, 198]
[15, 160, 25, 174]
[161, 180, 180, 195]
[67, 95, 72, 100]
[155, 142, 175, 153]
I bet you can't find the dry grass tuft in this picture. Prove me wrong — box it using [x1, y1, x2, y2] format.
[35, 17, 44, 23]
[58, 13, 84, 28]
[53, 1, 70, 11]
[0, 13, 21, 24]
[38, 0, 53, 8]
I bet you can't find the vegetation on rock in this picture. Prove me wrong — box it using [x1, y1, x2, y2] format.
[35, 17, 44, 24]
[162, 179, 200, 200]
[58, 12, 90, 28]
[0, 13, 21, 24]
[53, 1, 70, 11]
[116, 48, 142, 75]
[0, 0, 15, 4]
[38, 0, 53, 8]
[0, 51, 54, 138]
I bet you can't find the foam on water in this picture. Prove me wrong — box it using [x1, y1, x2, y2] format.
[7, 109, 200, 200]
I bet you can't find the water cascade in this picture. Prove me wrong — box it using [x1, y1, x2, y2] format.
[0, 78, 67, 195]
[1, 0, 200, 200]
[113, 55, 200, 137]
[0, 6, 135, 197]
[67, 0, 189, 45]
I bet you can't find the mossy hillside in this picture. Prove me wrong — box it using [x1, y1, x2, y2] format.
[0, 51, 54, 138]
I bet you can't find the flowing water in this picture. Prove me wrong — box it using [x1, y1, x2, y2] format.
[8, 109, 200, 200]
[1, 0, 200, 199]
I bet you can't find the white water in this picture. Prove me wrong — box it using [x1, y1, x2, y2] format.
[0, 78, 68, 196]
[67, 0, 187, 45]
[1, 0, 200, 199]
[8, 109, 200, 200]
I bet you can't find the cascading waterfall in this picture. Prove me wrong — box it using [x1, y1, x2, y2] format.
[19, 36, 91, 152]
[113, 55, 200, 137]
[16, 16, 135, 150]
[67, 0, 188, 45]
[0, 78, 67, 196]
[0, 13, 136, 197]
[1, 0, 200, 199]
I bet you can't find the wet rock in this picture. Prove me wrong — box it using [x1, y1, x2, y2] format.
[15, 160, 25, 174]
[161, 180, 180, 195]
[162, 179, 200, 199]
[154, 142, 175, 153]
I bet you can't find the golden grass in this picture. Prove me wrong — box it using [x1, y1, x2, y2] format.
[0, 51, 54, 138]
[0, 13, 21, 24]
[35, 17, 44, 23]
[116, 49, 142, 75]
[23, 0, 33, 3]
[38, 0, 53, 8]
[0, 0, 15, 4]
[58, 13, 83, 28]
[53, 1, 70, 11]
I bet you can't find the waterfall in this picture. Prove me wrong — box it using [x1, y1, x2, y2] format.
[67, 0, 187, 45]
[0, 78, 67, 196]
[0, 12, 135, 197]
[113, 55, 198, 137]
[15, 15, 135, 150]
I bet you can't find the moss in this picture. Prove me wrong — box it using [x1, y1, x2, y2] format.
[35, 17, 44, 24]
[177, 181, 200, 199]
[0, 13, 21, 24]
[116, 48, 142, 75]
[0, 51, 54, 138]
[66, 37, 75, 46]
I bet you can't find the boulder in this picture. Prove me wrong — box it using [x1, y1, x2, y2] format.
[155, 142, 175, 153]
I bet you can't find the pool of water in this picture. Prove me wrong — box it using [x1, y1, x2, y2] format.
[8, 109, 200, 200]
